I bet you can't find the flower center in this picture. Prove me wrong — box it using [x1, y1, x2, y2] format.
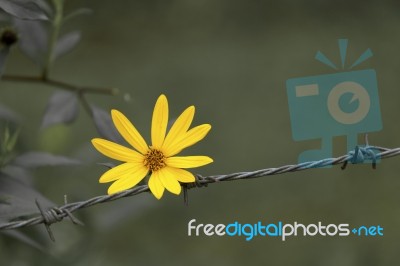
[144, 148, 166, 172]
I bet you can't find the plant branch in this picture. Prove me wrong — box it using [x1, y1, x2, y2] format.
[78, 92, 94, 118]
[1, 75, 118, 95]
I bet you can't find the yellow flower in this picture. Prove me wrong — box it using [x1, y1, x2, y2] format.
[91, 94, 213, 199]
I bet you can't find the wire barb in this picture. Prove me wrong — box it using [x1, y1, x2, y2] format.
[0, 145, 399, 234]
[34, 196, 85, 241]
[35, 199, 56, 242]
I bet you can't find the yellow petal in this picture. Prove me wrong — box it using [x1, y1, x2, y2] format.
[164, 124, 211, 157]
[99, 162, 148, 183]
[107, 166, 148, 194]
[111, 109, 148, 154]
[148, 171, 165, 199]
[162, 106, 194, 152]
[158, 168, 182, 195]
[151, 94, 169, 149]
[163, 166, 195, 183]
[166, 156, 213, 168]
[92, 138, 144, 162]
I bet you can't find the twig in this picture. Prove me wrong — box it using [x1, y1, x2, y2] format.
[0, 145, 398, 234]
[1, 75, 118, 95]
[78, 92, 94, 118]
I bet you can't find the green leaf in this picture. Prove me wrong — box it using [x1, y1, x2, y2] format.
[11, 151, 81, 168]
[0, 0, 48, 20]
[63, 8, 92, 24]
[5, 127, 19, 153]
[2, 125, 9, 148]
[1, 126, 9, 156]
[54, 31, 81, 59]
[42, 90, 79, 128]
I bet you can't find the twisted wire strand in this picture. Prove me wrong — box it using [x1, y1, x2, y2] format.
[1, 145, 399, 232]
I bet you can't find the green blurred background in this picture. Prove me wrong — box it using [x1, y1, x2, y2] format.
[1, 0, 400, 265]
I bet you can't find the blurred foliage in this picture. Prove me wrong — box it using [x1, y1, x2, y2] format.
[0, 0, 400, 265]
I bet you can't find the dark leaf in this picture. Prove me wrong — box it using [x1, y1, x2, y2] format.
[1, 230, 46, 253]
[11, 151, 80, 168]
[0, 46, 9, 77]
[33, 0, 52, 17]
[54, 31, 81, 59]
[0, 0, 48, 20]
[0, 9, 9, 21]
[63, 8, 92, 23]
[42, 90, 79, 128]
[0, 103, 21, 122]
[13, 18, 47, 65]
[0, 174, 53, 222]
[91, 105, 123, 143]
[95, 197, 154, 229]
[97, 162, 116, 169]
[1, 165, 33, 185]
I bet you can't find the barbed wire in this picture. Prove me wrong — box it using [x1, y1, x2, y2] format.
[1, 145, 399, 240]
